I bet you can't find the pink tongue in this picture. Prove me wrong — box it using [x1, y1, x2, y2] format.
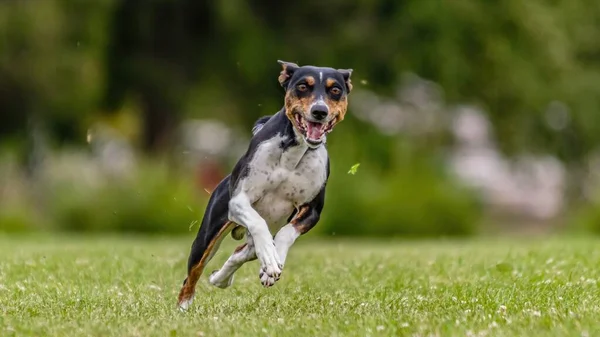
[306, 122, 324, 140]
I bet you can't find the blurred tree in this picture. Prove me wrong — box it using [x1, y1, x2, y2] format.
[0, 0, 114, 171]
[0, 0, 114, 139]
[104, 0, 217, 152]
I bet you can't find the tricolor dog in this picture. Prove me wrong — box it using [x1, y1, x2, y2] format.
[177, 60, 353, 310]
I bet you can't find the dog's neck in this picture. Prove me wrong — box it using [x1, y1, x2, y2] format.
[261, 108, 326, 170]
[276, 109, 309, 169]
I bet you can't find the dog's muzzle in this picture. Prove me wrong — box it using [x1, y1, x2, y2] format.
[310, 104, 329, 121]
[294, 116, 334, 148]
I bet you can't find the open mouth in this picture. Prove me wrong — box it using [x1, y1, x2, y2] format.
[293, 112, 335, 145]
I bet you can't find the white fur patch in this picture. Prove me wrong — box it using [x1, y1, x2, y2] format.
[243, 135, 327, 233]
[227, 133, 328, 286]
[209, 238, 255, 288]
[274, 224, 301, 264]
[178, 295, 194, 311]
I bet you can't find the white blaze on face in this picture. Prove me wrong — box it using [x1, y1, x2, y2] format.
[310, 96, 328, 111]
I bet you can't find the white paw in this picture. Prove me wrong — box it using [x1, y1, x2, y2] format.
[209, 270, 234, 289]
[255, 242, 282, 287]
[259, 265, 283, 287]
[178, 295, 194, 311]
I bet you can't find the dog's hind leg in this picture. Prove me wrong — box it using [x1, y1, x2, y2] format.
[208, 233, 257, 288]
[177, 176, 233, 310]
[177, 220, 233, 310]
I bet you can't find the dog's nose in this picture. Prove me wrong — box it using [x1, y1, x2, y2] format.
[310, 105, 329, 120]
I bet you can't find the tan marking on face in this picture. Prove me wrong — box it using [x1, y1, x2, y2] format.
[325, 78, 346, 123]
[285, 91, 316, 123]
[305, 76, 315, 86]
[325, 95, 348, 124]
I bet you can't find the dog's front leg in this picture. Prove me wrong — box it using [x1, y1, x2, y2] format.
[264, 203, 322, 287]
[275, 204, 321, 263]
[228, 192, 282, 284]
[272, 225, 300, 268]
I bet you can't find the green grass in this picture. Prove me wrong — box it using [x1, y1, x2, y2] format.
[0, 234, 599, 337]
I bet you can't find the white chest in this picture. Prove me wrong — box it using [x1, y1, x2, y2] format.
[242, 136, 328, 231]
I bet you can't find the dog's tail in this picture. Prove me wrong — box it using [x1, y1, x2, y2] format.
[252, 115, 271, 135]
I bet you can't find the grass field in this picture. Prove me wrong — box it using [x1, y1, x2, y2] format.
[0, 234, 599, 337]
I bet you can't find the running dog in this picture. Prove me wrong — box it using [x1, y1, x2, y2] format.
[177, 60, 353, 310]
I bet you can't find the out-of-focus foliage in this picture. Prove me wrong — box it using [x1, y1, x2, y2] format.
[2, 0, 600, 236]
[0, 155, 207, 234]
[47, 163, 205, 234]
[570, 185, 600, 235]
[0, 0, 114, 146]
[318, 132, 481, 237]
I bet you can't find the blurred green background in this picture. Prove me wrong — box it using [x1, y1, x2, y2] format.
[2, 0, 600, 237]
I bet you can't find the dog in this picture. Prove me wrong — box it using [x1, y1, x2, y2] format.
[177, 60, 353, 310]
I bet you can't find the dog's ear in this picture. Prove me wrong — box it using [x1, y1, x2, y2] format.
[277, 60, 299, 89]
[337, 68, 353, 93]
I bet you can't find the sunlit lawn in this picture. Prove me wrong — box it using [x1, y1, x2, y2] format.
[0, 234, 598, 336]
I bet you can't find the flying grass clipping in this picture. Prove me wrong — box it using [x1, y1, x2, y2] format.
[348, 163, 360, 175]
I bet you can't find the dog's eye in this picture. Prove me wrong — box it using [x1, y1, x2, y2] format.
[330, 87, 342, 95]
[297, 84, 308, 92]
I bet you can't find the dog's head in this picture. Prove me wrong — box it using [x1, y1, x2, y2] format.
[277, 60, 353, 148]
